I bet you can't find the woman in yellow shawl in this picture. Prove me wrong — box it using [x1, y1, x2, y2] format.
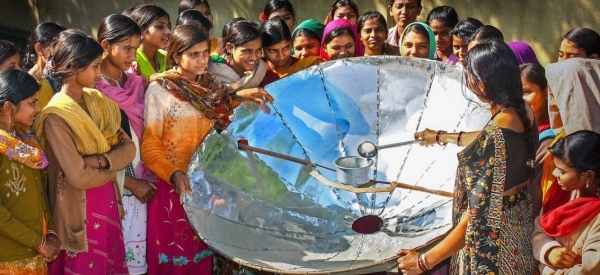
[261, 18, 324, 78]
[33, 30, 135, 275]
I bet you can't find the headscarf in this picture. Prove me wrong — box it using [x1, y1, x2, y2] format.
[399, 22, 436, 60]
[320, 19, 365, 61]
[508, 41, 540, 65]
[293, 19, 325, 41]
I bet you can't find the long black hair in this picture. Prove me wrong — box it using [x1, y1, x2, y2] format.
[176, 9, 213, 33]
[449, 17, 483, 40]
[218, 19, 261, 56]
[97, 14, 142, 44]
[550, 130, 600, 175]
[178, 0, 211, 14]
[563, 27, 600, 57]
[261, 17, 291, 47]
[465, 39, 534, 171]
[426, 6, 459, 28]
[519, 63, 547, 90]
[23, 22, 65, 70]
[263, 0, 295, 22]
[49, 29, 103, 83]
[0, 69, 39, 107]
[469, 25, 504, 44]
[130, 4, 170, 33]
[0, 40, 19, 67]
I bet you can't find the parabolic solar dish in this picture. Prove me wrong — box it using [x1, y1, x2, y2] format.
[185, 56, 489, 274]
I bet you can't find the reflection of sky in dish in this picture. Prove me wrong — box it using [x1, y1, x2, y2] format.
[185, 57, 490, 274]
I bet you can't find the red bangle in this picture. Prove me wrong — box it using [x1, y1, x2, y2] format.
[436, 130, 448, 146]
[457, 131, 465, 147]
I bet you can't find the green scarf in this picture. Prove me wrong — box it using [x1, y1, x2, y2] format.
[292, 19, 325, 41]
[399, 22, 437, 60]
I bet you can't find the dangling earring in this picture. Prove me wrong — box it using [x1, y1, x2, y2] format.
[7, 111, 11, 124]
[587, 179, 591, 188]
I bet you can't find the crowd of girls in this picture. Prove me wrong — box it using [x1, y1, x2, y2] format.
[0, 0, 599, 274]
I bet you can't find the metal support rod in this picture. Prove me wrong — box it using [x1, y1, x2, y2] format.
[237, 141, 335, 171]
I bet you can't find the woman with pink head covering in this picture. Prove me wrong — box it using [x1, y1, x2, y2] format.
[320, 18, 365, 60]
[509, 41, 540, 65]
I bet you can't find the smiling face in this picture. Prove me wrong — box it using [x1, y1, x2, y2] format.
[389, 0, 422, 29]
[334, 5, 358, 25]
[268, 8, 295, 33]
[143, 16, 171, 49]
[429, 19, 452, 54]
[452, 36, 468, 65]
[10, 92, 40, 127]
[401, 31, 430, 58]
[176, 41, 210, 78]
[325, 33, 355, 60]
[74, 56, 102, 88]
[0, 53, 20, 71]
[229, 38, 263, 72]
[105, 35, 141, 71]
[360, 18, 387, 54]
[264, 40, 292, 67]
[293, 35, 320, 59]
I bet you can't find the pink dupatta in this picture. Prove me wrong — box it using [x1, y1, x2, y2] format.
[96, 72, 155, 182]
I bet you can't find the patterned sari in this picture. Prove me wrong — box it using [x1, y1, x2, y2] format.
[450, 125, 536, 275]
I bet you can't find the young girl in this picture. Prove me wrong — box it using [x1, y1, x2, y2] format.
[387, 0, 422, 53]
[130, 4, 172, 82]
[261, 0, 296, 34]
[177, 1, 218, 53]
[142, 24, 273, 274]
[426, 6, 459, 64]
[520, 63, 553, 218]
[95, 14, 156, 275]
[320, 18, 364, 60]
[324, 0, 359, 25]
[400, 22, 436, 59]
[0, 69, 59, 274]
[178, 0, 213, 24]
[467, 25, 504, 49]
[533, 130, 600, 274]
[449, 17, 483, 66]
[292, 19, 325, 59]
[262, 18, 323, 77]
[0, 40, 20, 70]
[24, 22, 65, 81]
[210, 19, 280, 88]
[558, 27, 600, 61]
[24, 22, 66, 110]
[398, 39, 537, 275]
[357, 11, 398, 56]
[34, 29, 136, 274]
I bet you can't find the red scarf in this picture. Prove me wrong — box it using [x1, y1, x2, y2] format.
[541, 197, 600, 237]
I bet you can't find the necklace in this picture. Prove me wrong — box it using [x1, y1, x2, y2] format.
[102, 71, 124, 88]
[74, 98, 85, 104]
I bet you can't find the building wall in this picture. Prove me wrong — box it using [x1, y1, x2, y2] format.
[1, 0, 599, 66]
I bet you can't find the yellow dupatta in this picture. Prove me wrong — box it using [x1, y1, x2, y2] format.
[34, 88, 121, 154]
[541, 129, 566, 201]
[283, 56, 325, 77]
